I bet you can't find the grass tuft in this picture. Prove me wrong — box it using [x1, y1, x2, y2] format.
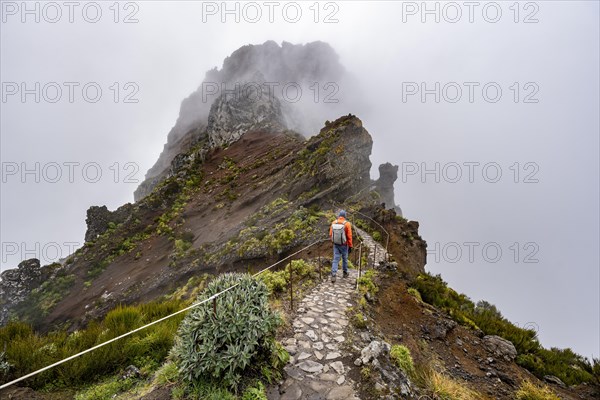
[515, 380, 561, 400]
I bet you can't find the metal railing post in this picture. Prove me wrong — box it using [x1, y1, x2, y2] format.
[357, 243, 362, 290]
[385, 234, 390, 262]
[289, 261, 293, 310]
[375, 245, 379, 268]
[318, 255, 322, 281]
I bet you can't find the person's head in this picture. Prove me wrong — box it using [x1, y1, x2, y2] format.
[338, 209, 347, 218]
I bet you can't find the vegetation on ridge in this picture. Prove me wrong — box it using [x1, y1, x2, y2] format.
[410, 272, 600, 386]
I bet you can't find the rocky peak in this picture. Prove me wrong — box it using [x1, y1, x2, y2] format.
[134, 41, 353, 201]
[206, 75, 286, 148]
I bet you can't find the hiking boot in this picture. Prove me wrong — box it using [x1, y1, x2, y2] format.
[330, 274, 336, 283]
[343, 271, 349, 278]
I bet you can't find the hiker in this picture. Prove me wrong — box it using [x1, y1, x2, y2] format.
[329, 209, 353, 282]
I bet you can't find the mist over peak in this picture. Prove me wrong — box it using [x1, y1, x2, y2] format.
[136, 40, 366, 201]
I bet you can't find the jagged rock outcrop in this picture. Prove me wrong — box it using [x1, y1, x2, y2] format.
[375, 162, 401, 214]
[134, 40, 363, 201]
[290, 115, 372, 202]
[84, 204, 134, 243]
[0, 259, 56, 325]
[206, 75, 286, 148]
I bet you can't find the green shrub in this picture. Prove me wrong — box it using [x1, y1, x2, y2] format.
[237, 237, 262, 257]
[357, 270, 378, 297]
[259, 270, 288, 294]
[258, 260, 315, 296]
[351, 311, 367, 329]
[390, 345, 414, 374]
[407, 288, 422, 301]
[174, 239, 192, 255]
[372, 231, 382, 242]
[242, 381, 267, 400]
[270, 341, 290, 371]
[173, 273, 282, 390]
[516, 348, 595, 386]
[285, 259, 312, 278]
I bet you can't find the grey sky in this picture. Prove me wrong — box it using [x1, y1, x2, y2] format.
[1, 1, 598, 359]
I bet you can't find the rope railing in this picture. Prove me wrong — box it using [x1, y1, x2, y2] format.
[347, 208, 390, 264]
[0, 238, 328, 390]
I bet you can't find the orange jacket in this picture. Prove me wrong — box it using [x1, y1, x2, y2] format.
[329, 217, 353, 248]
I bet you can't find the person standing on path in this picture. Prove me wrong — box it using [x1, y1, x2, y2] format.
[329, 209, 353, 282]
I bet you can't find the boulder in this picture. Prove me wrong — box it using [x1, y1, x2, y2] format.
[544, 375, 566, 387]
[359, 340, 391, 365]
[483, 335, 517, 361]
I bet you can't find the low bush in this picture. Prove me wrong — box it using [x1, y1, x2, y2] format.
[172, 273, 282, 390]
[357, 269, 378, 297]
[258, 259, 316, 296]
[259, 270, 288, 294]
[407, 287, 422, 301]
[241, 381, 267, 400]
[390, 345, 414, 375]
[350, 311, 367, 329]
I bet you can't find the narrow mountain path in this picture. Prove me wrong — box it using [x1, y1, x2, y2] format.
[269, 230, 388, 400]
[354, 227, 388, 267]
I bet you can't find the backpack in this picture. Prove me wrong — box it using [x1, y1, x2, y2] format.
[331, 221, 347, 245]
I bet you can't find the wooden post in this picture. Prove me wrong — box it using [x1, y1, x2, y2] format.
[212, 298, 216, 318]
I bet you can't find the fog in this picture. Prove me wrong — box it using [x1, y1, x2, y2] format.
[1, 1, 598, 359]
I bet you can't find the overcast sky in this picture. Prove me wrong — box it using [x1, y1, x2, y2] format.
[1, 1, 598, 359]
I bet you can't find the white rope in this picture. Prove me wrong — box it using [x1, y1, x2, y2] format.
[0, 238, 326, 390]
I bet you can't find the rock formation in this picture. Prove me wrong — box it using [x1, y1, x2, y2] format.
[0, 259, 57, 325]
[374, 162, 402, 215]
